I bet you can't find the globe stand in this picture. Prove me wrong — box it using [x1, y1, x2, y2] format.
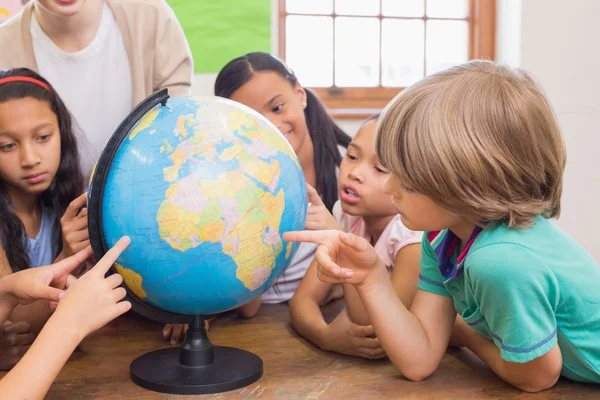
[130, 315, 263, 394]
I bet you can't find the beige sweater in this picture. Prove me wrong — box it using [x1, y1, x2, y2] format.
[0, 0, 193, 106]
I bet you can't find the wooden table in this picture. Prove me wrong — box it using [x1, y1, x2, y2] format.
[22, 303, 600, 399]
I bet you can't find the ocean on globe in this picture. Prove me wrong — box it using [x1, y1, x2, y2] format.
[92, 96, 307, 316]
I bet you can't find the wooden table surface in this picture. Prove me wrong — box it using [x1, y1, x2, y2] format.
[12, 302, 598, 399]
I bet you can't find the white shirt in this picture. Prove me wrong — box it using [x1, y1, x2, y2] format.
[31, 3, 132, 177]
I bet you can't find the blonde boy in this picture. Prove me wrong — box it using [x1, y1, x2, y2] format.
[285, 61, 600, 392]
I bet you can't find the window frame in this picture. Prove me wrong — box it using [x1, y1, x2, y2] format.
[278, 0, 496, 118]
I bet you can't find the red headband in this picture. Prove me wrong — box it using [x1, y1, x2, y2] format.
[0, 76, 50, 91]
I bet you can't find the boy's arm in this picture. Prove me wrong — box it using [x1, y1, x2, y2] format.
[347, 242, 422, 326]
[356, 262, 457, 380]
[461, 244, 563, 392]
[454, 318, 562, 392]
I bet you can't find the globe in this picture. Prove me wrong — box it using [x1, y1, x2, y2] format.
[88, 92, 307, 317]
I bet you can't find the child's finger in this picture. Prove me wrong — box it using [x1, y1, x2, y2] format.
[106, 301, 132, 324]
[162, 324, 173, 339]
[68, 216, 89, 232]
[33, 285, 66, 303]
[316, 273, 345, 284]
[304, 220, 320, 231]
[74, 240, 91, 253]
[3, 321, 31, 335]
[65, 274, 78, 289]
[67, 229, 89, 243]
[283, 230, 330, 245]
[358, 347, 387, 359]
[18, 332, 35, 347]
[315, 246, 354, 279]
[350, 324, 376, 338]
[170, 325, 185, 345]
[93, 237, 131, 276]
[105, 273, 123, 289]
[51, 246, 93, 277]
[112, 287, 127, 302]
[306, 184, 324, 206]
[339, 231, 371, 252]
[62, 193, 88, 221]
[356, 336, 381, 349]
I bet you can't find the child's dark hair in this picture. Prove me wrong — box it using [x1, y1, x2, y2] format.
[214, 52, 351, 211]
[0, 68, 83, 271]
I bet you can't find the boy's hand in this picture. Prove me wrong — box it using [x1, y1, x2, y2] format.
[283, 230, 380, 286]
[305, 184, 340, 231]
[53, 237, 132, 341]
[59, 193, 90, 259]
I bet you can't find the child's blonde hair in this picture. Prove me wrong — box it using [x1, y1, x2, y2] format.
[376, 60, 566, 229]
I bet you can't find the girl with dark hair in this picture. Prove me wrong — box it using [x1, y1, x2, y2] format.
[163, 52, 352, 344]
[290, 116, 422, 359]
[0, 68, 89, 368]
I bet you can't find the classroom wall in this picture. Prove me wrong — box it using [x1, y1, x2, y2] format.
[497, 0, 600, 262]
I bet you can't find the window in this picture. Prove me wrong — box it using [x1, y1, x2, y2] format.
[279, 0, 496, 118]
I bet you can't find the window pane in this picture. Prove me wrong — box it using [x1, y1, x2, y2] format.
[382, 19, 424, 87]
[426, 20, 468, 75]
[382, 0, 424, 17]
[286, 0, 333, 15]
[335, 17, 380, 87]
[335, 0, 379, 16]
[426, 0, 469, 18]
[286, 16, 333, 87]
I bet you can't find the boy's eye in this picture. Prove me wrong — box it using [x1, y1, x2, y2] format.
[401, 183, 415, 193]
[272, 103, 284, 113]
[375, 166, 389, 174]
[346, 154, 357, 161]
[0, 143, 15, 151]
[38, 134, 51, 142]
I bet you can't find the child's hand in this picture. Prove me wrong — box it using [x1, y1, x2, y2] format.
[0, 246, 93, 308]
[323, 310, 386, 359]
[305, 184, 340, 231]
[283, 230, 380, 286]
[163, 323, 187, 345]
[0, 321, 34, 370]
[52, 237, 132, 341]
[163, 319, 211, 345]
[59, 193, 90, 259]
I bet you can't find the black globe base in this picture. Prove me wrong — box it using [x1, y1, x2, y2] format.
[130, 316, 263, 395]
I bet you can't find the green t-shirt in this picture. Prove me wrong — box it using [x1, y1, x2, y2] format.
[418, 216, 600, 383]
